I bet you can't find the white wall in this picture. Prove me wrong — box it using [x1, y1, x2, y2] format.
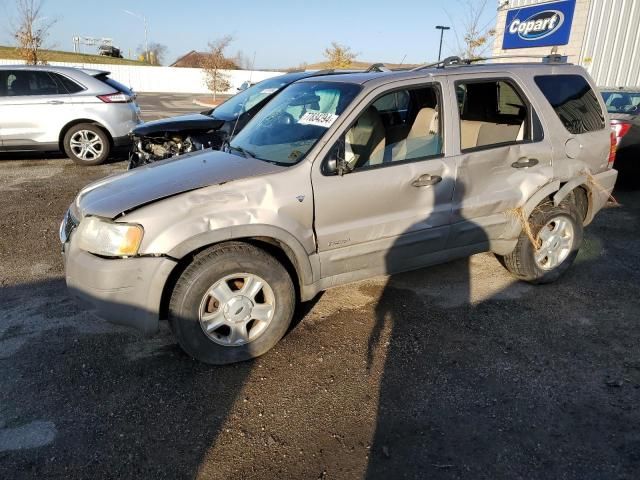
[0, 58, 283, 94]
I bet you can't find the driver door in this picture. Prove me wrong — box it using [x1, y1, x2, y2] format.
[311, 80, 456, 280]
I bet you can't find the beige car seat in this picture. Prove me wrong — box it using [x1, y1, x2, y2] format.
[345, 106, 386, 169]
[390, 107, 438, 161]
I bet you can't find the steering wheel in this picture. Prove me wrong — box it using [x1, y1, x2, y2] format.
[277, 111, 295, 125]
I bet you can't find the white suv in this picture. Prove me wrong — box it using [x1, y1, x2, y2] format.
[0, 65, 141, 165]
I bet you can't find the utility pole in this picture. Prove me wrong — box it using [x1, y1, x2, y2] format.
[124, 10, 149, 63]
[435, 25, 450, 62]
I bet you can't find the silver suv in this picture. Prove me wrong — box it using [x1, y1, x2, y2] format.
[0, 65, 141, 165]
[61, 59, 617, 364]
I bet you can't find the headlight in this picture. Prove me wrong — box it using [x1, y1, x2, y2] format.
[76, 217, 143, 257]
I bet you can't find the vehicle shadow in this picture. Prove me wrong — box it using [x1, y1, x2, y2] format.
[0, 277, 252, 479]
[363, 184, 640, 479]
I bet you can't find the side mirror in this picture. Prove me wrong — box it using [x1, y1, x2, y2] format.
[323, 137, 348, 176]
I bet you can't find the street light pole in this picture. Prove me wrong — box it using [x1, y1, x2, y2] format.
[435, 25, 450, 62]
[124, 10, 149, 62]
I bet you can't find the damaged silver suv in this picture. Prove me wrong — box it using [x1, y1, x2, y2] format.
[61, 58, 617, 364]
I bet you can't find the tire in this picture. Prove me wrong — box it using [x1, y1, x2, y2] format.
[168, 242, 295, 365]
[497, 198, 583, 284]
[63, 123, 111, 166]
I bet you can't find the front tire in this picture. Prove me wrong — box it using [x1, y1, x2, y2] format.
[168, 242, 295, 365]
[63, 123, 110, 166]
[497, 199, 583, 284]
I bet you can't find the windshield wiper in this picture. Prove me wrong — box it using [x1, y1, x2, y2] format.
[229, 145, 258, 160]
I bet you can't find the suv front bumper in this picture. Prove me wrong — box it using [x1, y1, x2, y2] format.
[63, 237, 177, 335]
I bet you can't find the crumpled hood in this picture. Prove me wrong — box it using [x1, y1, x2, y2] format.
[132, 113, 225, 136]
[74, 150, 284, 219]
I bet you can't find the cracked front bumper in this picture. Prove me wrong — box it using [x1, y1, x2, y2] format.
[63, 235, 177, 335]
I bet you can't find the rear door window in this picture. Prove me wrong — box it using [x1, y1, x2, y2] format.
[455, 79, 535, 151]
[5, 71, 65, 96]
[535, 74, 605, 134]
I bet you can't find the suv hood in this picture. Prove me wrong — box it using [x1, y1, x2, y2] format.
[132, 113, 225, 136]
[74, 150, 284, 219]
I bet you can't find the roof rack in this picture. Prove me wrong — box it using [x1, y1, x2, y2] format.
[411, 54, 569, 71]
[366, 63, 391, 73]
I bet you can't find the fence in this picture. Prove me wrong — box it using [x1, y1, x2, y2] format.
[0, 58, 283, 94]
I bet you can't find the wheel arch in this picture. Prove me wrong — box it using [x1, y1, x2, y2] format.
[58, 119, 114, 151]
[159, 228, 319, 321]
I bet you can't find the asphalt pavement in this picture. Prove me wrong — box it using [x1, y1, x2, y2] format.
[0, 93, 639, 479]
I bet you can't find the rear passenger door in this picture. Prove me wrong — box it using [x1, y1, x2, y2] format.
[448, 73, 553, 247]
[0, 70, 69, 149]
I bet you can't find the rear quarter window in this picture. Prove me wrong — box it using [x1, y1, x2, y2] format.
[51, 73, 84, 94]
[534, 74, 605, 134]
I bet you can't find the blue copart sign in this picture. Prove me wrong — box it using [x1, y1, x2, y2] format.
[502, 0, 576, 49]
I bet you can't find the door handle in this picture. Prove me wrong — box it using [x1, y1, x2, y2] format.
[412, 174, 442, 187]
[511, 157, 539, 169]
[47, 100, 64, 105]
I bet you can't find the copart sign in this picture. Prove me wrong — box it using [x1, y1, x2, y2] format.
[502, 0, 576, 49]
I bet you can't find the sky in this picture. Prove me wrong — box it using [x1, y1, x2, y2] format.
[0, 0, 497, 69]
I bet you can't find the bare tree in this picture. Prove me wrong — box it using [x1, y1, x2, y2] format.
[202, 36, 235, 100]
[11, 0, 55, 65]
[137, 42, 168, 65]
[323, 42, 358, 69]
[233, 50, 252, 70]
[446, 0, 496, 60]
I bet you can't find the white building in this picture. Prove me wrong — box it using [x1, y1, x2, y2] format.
[492, 0, 640, 87]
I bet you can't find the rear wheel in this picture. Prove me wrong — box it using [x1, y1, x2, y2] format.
[497, 199, 583, 284]
[63, 123, 110, 166]
[168, 242, 295, 365]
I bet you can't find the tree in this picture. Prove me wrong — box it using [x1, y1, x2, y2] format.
[137, 42, 168, 65]
[233, 50, 252, 70]
[202, 36, 235, 100]
[447, 0, 496, 60]
[11, 0, 55, 65]
[323, 42, 358, 69]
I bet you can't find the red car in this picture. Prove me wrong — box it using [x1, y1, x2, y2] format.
[601, 88, 640, 184]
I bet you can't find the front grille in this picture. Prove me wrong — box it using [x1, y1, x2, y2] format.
[59, 209, 79, 243]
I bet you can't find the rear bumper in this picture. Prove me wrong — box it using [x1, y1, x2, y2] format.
[64, 237, 177, 335]
[113, 135, 132, 148]
[585, 168, 618, 225]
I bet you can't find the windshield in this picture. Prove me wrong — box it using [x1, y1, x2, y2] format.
[228, 81, 361, 166]
[212, 75, 294, 121]
[602, 91, 640, 114]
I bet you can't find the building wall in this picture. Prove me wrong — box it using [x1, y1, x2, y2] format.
[492, 0, 591, 64]
[0, 59, 282, 94]
[492, 0, 640, 87]
[581, 0, 640, 87]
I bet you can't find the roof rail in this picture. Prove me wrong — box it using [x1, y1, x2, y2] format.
[411, 53, 569, 71]
[410, 56, 467, 71]
[366, 63, 391, 72]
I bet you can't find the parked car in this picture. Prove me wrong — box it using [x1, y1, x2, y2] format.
[128, 68, 381, 168]
[601, 87, 640, 180]
[0, 65, 140, 165]
[62, 58, 616, 364]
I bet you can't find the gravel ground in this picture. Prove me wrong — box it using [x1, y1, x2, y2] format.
[1, 148, 639, 477]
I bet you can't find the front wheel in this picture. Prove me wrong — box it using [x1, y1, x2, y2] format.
[497, 199, 583, 284]
[63, 123, 110, 166]
[169, 242, 295, 365]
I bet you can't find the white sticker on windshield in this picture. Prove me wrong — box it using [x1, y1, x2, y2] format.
[260, 88, 278, 94]
[298, 112, 338, 128]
